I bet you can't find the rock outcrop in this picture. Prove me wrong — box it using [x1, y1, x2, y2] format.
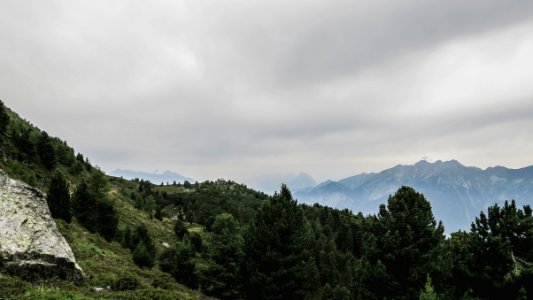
[0, 169, 84, 280]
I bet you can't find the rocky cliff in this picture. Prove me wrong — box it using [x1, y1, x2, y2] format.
[0, 169, 84, 280]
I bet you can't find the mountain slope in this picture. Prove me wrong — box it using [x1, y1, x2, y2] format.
[296, 160, 533, 232]
[0, 101, 209, 299]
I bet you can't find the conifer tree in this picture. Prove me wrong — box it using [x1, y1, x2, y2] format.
[356, 186, 445, 299]
[200, 213, 244, 299]
[159, 239, 197, 287]
[72, 181, 97, 232]
[37, 131, 56, 170]
[130, 224, 156, 268]
[0, 100, 10, 138]
[243, 184, 319, 299]
[174, 219, 188, 240]
[15, 128, 35, 161]
[133, 242, 154, 268]
[46, 171, 72, 223]
[96, 198, 119, 241]
[468, 200, 533, 298]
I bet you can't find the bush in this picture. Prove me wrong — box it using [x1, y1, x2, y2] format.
[132, 242, 155, 268]
[111, 275, 140, 291]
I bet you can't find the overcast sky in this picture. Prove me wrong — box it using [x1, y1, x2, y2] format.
[1, 0, 533, 183]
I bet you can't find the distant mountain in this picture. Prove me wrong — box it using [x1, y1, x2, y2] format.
[246, 172, 317, 195]
[296, 160, 533, 233]
[110, 169, 194, 184]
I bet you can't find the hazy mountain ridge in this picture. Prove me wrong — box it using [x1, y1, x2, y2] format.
[296, 160, 533, 232]
[246, 172, 317, 195]
[110, 169, 194, 184]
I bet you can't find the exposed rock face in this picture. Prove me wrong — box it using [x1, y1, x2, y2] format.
[0, 169, 84, 280]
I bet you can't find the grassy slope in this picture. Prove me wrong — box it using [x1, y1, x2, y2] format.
[0, 179, 210, 300]
[0, 105, 210, 299]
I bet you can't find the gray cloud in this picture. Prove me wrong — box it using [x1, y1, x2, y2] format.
[1, 0, 533, 183]
[280, 0, 533, 84]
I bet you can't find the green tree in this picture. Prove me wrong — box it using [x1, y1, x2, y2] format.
[129, 224, 156, 268]
[15, 128, 35, 161]
[46, 171, 72, 222]
[72, 181, 97, 232]
[133, 242, 154, 268]
[88, 171, 109, 200]
[468, 200, 533, 298]
[419, 275, 438, 300]
[96, 198, 119, 241]
[160, 239, 198, 288]
[174, 219, 188, 240]
[356, 186, 445, 300]
[243, 184, 319, 300]
[190, 232, 203, 253]
[0, 100, 9, 138]
[200, 213, 244, 299]
[154, 206, 163, 220]
[37, 131, 56, 170]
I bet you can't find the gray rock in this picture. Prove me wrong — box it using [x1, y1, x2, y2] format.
[0, 169, 84, 281]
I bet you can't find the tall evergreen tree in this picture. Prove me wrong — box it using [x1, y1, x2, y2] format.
[159, 239, 198, 287]
[46, 171, 72, 222]
[0, 100, 10, 138]
[356, 186, 445, 300]
[37, 131, 56, 170]
[72, 181, 97, 232]
[15, 128, 35, 161]
[96, 198, 119, 241]
[468, 200, 533, 298]
[88, 170, 109, 200]
[200, 213, 244, 299]
[243, 184, 319, 300]
[130, 224, 156, 268]
[174, 219, 189, 240]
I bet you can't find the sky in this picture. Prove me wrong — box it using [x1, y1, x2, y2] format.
[1, 0, 533, 183]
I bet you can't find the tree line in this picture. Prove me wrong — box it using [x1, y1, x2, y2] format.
[155, 184, 532, 299]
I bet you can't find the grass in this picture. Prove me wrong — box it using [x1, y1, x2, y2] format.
[0, 180, 211, 300]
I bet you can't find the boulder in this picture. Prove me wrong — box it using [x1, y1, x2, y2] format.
[0, 169, 84, 281]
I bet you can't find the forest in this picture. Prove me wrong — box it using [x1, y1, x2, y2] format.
[1, 100, 532, 299]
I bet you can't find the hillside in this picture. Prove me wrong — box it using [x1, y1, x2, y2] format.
[0, 102, 210, 298]
[296, 159, 533, 232]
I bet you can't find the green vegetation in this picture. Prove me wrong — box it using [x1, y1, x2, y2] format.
[46, 170, 72, 223]
[1, 101, 533, 299]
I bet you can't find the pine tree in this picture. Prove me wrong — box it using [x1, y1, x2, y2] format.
[96, 198, 119, 241]
[46, 171, 72, 222]
[129, 224, 156, 268]
[37, 131, 56, 170]
[160, 239, 197, 287]
[174, 219, 188, 240]
[72, 181, 97, 232]
[15, 128, 35, 161]
[132, 242, 154, 268]
[154, 206, 163, 220]
[0, 100, 9, 138]
[419, 276, 438, 300]
[200, 213, 244, 299]
[243, 184, 319, 300]
[357, 186, 445, 299]
[468, 200, 533, 298]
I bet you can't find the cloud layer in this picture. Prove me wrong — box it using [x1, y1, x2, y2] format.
[1, 0, 533, 182]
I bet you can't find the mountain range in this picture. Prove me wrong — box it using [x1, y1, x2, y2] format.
[110, 169, 194, 184]
[246, 172, 317, 195]
[295, 160, 533, 232]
